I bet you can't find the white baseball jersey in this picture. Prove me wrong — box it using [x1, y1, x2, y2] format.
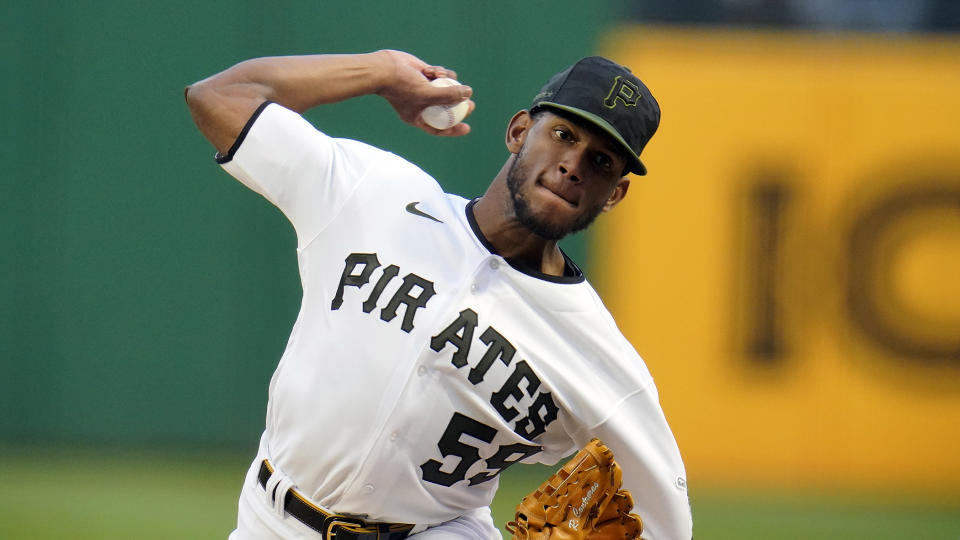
[218, 102, 692, 539]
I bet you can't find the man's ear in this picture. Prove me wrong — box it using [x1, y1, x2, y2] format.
[602, 177, 630, 212]
[505, 110, 532, 154]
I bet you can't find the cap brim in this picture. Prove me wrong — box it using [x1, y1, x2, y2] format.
[533, 102, 647, 176]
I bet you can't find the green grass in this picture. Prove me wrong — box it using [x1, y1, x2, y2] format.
[686, 489, 960, 540]
[0, 448, 247, 539]
[1, 448, 958, 539]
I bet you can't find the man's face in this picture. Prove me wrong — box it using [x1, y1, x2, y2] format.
[506, 110, 630, 241]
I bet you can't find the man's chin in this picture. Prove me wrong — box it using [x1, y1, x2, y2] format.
[507, 165, 586, 240]
[515, 210, 572, 241]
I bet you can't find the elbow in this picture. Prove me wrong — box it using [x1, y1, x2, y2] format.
[184, 80, 223, 136]
[184, 80, 211, 116]
[183, 80, 228, 153]
[183, 70, 266, 155]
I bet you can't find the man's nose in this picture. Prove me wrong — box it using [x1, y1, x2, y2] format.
[558, 149, 586, 183]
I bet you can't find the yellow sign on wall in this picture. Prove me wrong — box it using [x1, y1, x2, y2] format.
[595, 27, 960, 495]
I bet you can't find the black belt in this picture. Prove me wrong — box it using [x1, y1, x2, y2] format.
[258, 460, 413, 540]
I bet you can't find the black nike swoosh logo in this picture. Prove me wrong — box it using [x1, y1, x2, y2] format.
[405, 201, 443, 224]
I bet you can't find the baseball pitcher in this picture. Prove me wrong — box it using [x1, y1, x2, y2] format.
[185, 50, 692, 539]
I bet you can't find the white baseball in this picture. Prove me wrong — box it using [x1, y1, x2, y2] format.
[420, 77, 470, 130]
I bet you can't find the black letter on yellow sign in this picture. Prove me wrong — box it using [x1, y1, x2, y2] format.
[847, 182, 960, 361]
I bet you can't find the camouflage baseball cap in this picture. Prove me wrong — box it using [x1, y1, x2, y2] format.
[531, 56, 660, 176]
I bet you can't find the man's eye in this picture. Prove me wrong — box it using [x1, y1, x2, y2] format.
[594, 153, 613, 169]
[553, 128, 571, 140]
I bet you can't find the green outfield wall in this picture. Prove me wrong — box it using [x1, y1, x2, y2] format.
[0, 2, 619, 448]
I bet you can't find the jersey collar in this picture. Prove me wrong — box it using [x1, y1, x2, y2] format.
[464, 199, 585, 284]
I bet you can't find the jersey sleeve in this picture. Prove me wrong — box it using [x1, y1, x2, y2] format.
[216, 102, 389, 248]
[588, 385, 693, 540]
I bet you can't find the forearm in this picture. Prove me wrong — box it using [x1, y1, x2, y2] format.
[186, 50, 473, 156]
[185, 52, 390, 155]
[194, 53, 389, 112]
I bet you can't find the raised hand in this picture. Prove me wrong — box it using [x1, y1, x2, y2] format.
[375, 49, 475, 136]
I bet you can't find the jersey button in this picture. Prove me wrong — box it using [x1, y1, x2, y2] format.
[363, 484, 375, 493]
[417, 366, 427, 376]
[489, 259, 501, 270]
[470, 283, 478, 293]
[390, 432, 399, 441]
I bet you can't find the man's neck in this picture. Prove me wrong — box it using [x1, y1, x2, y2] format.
[472, 166, 567, 277]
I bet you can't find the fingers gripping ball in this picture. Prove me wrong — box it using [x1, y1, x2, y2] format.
[420, 77, 470, 130]
[506, 439, 644, 540]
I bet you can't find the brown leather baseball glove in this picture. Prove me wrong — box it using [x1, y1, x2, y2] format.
[505, 439, 644, 540]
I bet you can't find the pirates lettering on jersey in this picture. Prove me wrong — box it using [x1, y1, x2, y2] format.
[491, 360, 559, 440]
[331, 252, 436, 333]
[430, 309, 517, 384]
[421, 309, 560, 487]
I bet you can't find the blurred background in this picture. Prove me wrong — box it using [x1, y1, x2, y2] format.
[2, 1, 959, 538]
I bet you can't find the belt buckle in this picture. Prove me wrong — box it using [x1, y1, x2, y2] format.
[326, 516, 375, 539]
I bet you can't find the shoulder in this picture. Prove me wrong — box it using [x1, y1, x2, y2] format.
[543, 281, 655, 385]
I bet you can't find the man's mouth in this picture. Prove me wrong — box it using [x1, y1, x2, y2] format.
[536, 178, 578, 207]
